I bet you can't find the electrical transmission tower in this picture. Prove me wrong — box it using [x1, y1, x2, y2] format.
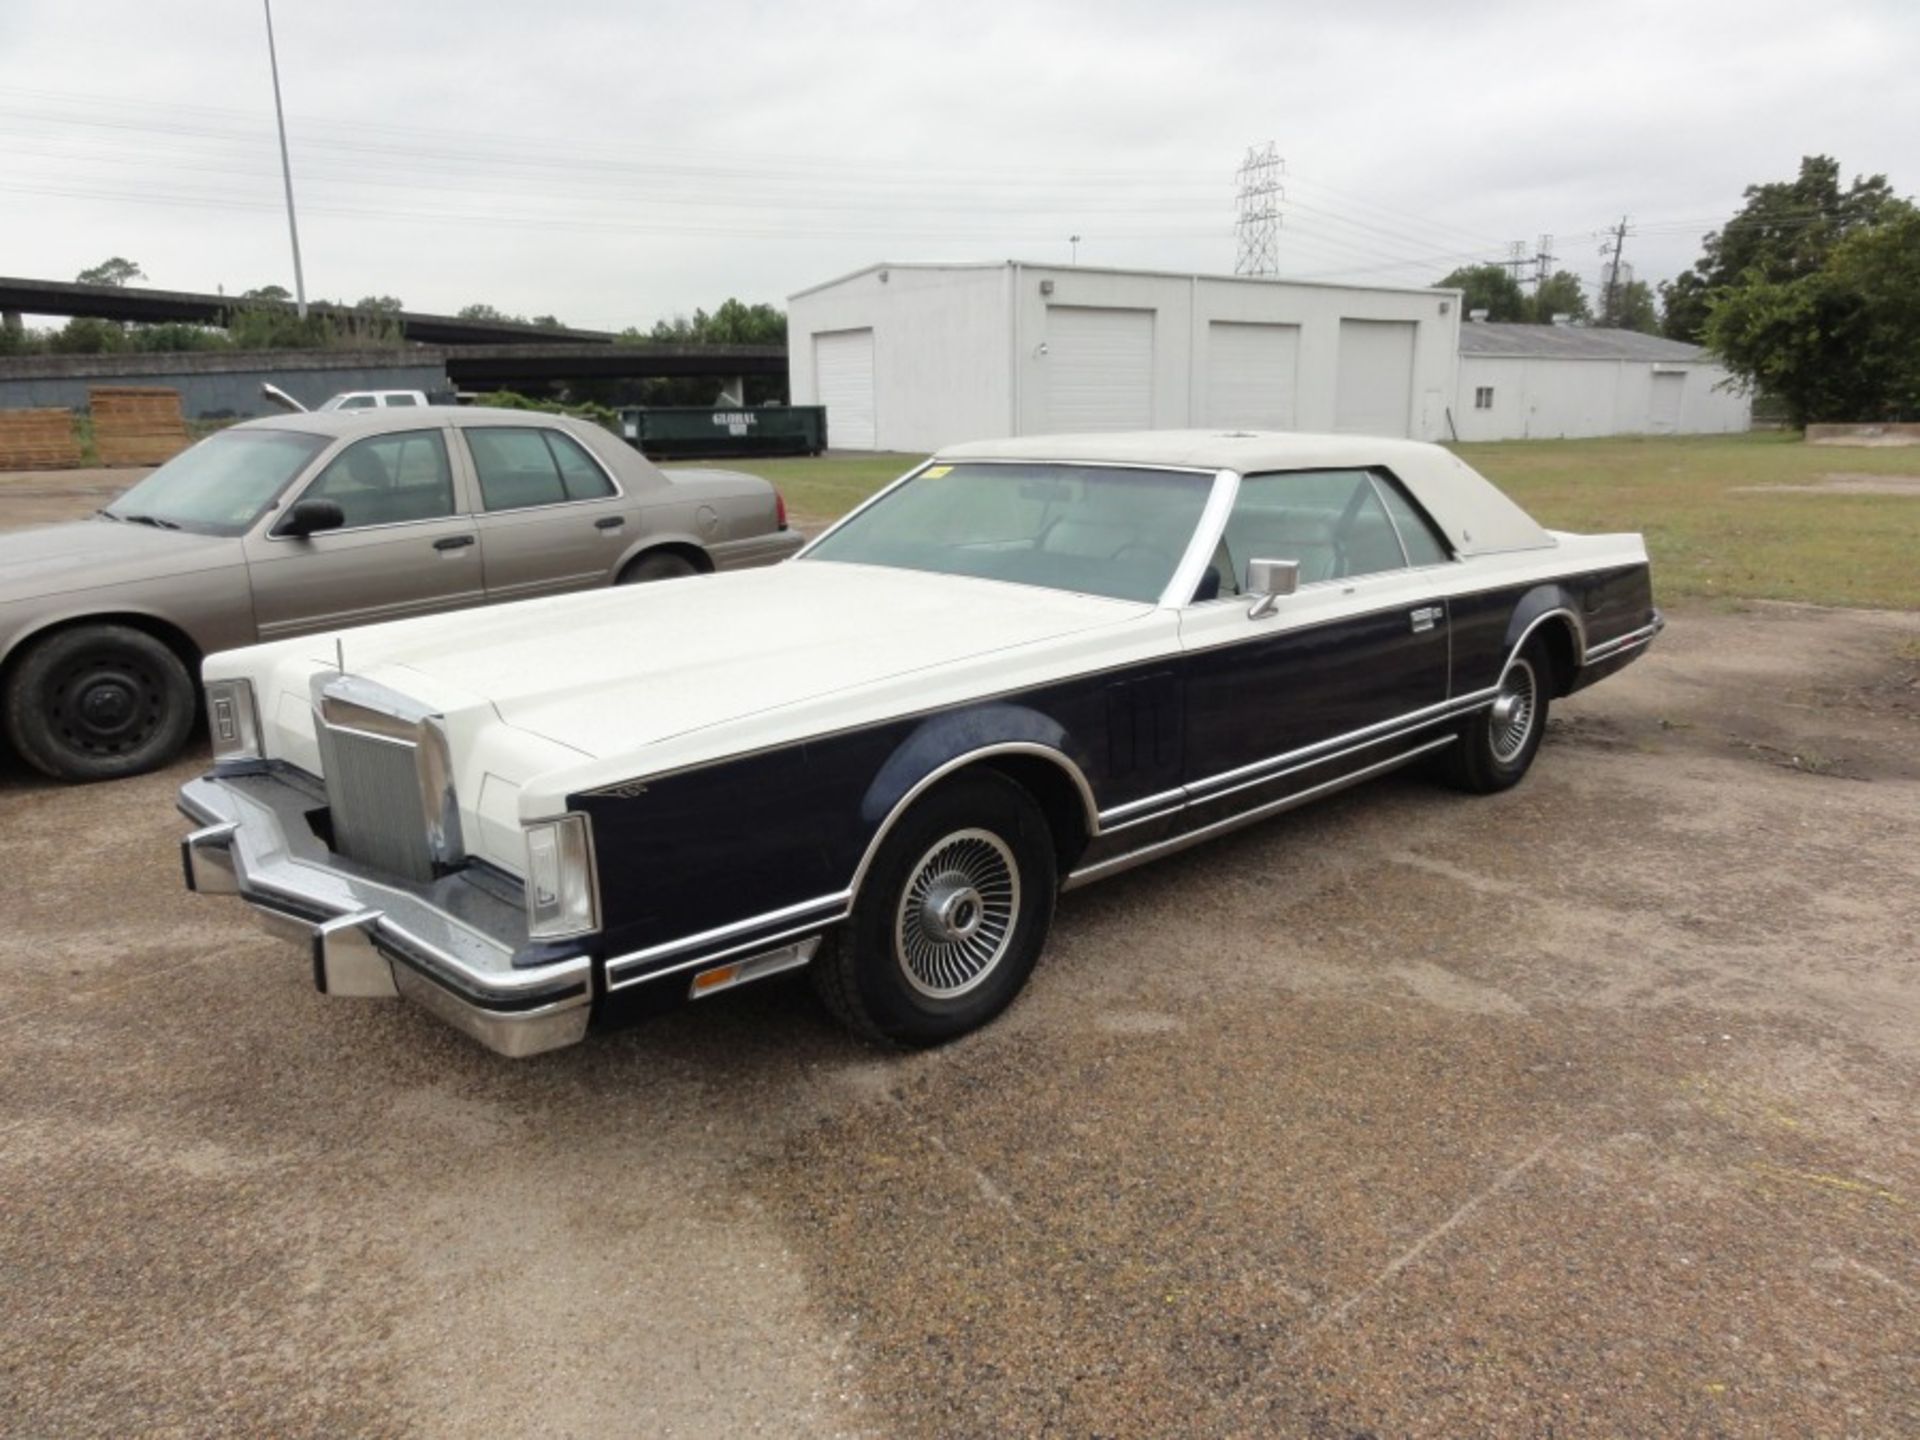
[1234, 143, 1283, 277]
[1599, 216, 1633, 323]
[1533, 234, 1556, 294]
[1503, 240, 1530, 285]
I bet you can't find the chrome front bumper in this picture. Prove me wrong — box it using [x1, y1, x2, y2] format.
[179, 768, 592, 1058]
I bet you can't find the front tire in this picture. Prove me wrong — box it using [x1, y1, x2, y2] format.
[3, 624, 196, 782]
[1443, 638, 1549, 794]
[813, 772, 1057, 1046]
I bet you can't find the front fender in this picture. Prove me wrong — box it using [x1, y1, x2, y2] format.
[859, 704, 1093, 831]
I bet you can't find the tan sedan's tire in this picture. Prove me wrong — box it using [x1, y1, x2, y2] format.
[617, 551, 700, 584]
[1443, 637, 1550, 794]
[3, 624, 196, 782]
[813, 772, 1057, 1047]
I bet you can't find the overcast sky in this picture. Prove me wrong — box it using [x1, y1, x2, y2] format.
[3, 0, 1916, 330]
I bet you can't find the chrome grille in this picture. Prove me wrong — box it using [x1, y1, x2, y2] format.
[311, 675, 464, 883]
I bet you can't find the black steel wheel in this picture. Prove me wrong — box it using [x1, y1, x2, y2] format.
[812, 771, 1057, 1046]
[3, 624, 196, 782]
[1443, 636, 1550, 794]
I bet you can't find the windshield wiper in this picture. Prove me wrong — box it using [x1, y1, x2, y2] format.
[119, 513, 181, 530]
[94, 507, 122, 522]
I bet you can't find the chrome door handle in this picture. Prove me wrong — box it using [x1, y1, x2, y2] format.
[595, 516, 625, 530]
[1409, 605, 1442, 633]
[434, 535, 475, 551]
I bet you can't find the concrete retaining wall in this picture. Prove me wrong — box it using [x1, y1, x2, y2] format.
[0, 348, 451, 419]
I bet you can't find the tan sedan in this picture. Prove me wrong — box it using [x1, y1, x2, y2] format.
[0, 406, 803, 781]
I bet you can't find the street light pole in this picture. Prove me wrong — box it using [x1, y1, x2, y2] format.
[262, 0, 308, 318]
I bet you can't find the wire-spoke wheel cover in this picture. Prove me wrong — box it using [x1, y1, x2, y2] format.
[894, 827, 1022, 999]
[1489, 657, 1538, 763]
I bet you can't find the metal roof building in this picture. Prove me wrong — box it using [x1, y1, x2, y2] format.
[788, 262, 1462, 453]
[1453, 321, 1749, 441]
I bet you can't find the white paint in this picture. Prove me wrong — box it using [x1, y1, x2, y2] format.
[786, 261, 1461, 452]
[1205, 321, 1300, 429]
[811, 329, 876, 450]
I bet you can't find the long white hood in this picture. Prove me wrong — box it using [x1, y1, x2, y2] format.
[383, 561, 1144, 756]
[208, 561, 1163, 864]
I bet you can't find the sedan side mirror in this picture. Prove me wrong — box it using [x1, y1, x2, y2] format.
[280, 498, 346, 538]
[1245, 557, 1300, 619]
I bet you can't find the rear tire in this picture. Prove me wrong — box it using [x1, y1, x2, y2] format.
[812, 772, 1057, 1047]
[617, 551, 700, 584]
[3, 624, 196, 782]
[1443, 637, 1549, 794]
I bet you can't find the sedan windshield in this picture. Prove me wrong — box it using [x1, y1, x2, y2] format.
[106, 429, 331, 536]
[803, 462, 1213, 602]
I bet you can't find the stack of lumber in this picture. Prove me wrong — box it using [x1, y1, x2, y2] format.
[0, 408, 83, 470]
[90, 387, 190, 466]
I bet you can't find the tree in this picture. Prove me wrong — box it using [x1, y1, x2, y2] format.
[1661, 155, 1901, 341]
[76, 257, 145, 288]
[457, 302, 513, 322]
[1705, 202, 1920, 425]
[1599, 279, 1658, 333]
[1437, 264, 1527, 321]
[354, 295, 405, 313]
[242, 284, 292, 302]
[1529, 270, 1591, 324]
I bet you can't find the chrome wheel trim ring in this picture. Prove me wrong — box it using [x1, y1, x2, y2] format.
[1490, 657, 1539, 763]
[894, 827, 1021, 1000]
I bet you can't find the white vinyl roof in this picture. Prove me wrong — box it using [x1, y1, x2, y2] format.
[935, 430, 1556, 556]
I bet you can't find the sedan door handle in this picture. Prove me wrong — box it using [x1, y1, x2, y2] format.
[594, 516, 625, 530]
[434, 535, 475, 551]
[1409, 605, 1442, 633]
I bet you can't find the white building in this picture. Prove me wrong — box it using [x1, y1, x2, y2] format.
[1453, 322, 1749, 441]
[788, 261, 1462, 453]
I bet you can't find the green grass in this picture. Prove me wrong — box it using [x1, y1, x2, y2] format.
[666, 451, 918, 522]
[677, 432, 1920, 611]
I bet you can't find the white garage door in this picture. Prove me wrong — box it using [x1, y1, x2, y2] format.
[1044, 307, 1154, 432]
[1205, 321, 1300, 430]
[814, 328, 876, 450]
[1334, 319, 1417, 437]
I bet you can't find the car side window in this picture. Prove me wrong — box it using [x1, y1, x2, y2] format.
[547, 431, 617, 501]
[298, 430, 454, 529]
[1372, 472, 1453, 566]
[384, 394, 420, 408]
[337, 395, 375, 409]
[1205, 468, 1406, 597]
[467, 427, 613, 510]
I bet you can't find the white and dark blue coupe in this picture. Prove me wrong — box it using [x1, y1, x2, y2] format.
[180, 432, 1661, 1056]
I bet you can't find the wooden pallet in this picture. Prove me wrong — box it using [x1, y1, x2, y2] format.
[90, 386, 191, 466]
[0, 408, 83, 470]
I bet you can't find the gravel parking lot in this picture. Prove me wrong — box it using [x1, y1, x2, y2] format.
[3, 473, 1917, 1436]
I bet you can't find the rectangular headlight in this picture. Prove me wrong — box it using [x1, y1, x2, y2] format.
[524, 815, 598, 940]
[206, 679, 261, 761]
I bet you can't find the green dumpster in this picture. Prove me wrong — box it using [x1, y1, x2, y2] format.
[618, 405, 827, 460]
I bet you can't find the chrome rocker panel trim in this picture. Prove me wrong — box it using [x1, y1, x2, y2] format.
[179, 771, 591, 1058]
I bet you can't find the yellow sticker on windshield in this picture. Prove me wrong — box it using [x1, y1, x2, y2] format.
[923, 465, 953, 478]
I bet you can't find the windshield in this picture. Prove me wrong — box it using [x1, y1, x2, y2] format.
[803, 462, 1213, 602]
[106, 429, 331, 535]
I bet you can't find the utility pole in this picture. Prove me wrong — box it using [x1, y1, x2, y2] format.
[1601, 216, 1631, 325]
[1233, 142, 1282, 277]
[1070, 234, 1081, 265]
[262, 0, 308, 318]
[1533, 233, 1555, 296]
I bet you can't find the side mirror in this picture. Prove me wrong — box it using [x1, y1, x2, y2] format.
[1245, 557, 1300, 619]
[260, 382, 307, 414]
[280, 497, 345, 538]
